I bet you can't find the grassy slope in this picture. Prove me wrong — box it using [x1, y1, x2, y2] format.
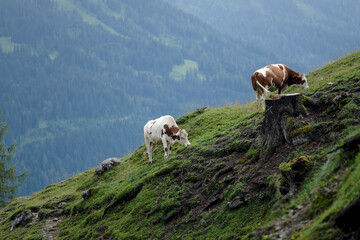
[0, 51, 360, 239]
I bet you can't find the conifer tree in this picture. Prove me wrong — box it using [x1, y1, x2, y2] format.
[0, 112, 27, 207]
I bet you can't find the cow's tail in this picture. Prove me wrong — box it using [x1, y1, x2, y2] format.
[256, 80, 271, 94]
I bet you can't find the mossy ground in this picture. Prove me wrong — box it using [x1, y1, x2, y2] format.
[1, 52, 360, 240]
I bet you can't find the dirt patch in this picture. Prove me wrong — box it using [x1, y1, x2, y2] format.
[42, 215, 65, 240]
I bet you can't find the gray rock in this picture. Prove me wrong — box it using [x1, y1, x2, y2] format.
[10, 211, 32, 231]
[280, 156, 312, 199]
[292, 134, 310, 146]
[58, 202, 67, 209]
[228, 196, 245, 209]
[81, 189, 92, 200]
[95, 157, 121, 175]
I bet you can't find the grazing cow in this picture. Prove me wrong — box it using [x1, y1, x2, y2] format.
[144, 115, 191, 164]
[251, 64, 309, 110]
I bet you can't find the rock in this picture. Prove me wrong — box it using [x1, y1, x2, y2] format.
[319, 187, 331, 196]
[334, 196, 360, 234]
[279, 156, 312, 199]
[10, 211, 32, 231]
[340, 131, 360, 151]
[81, 189, 92, 200]
[296, 204, 304, 210]
[287, 123, 315, 146]
[58, 202, 67, 209]
[95, 157, 121, 175]
[228, 196, 245, 209]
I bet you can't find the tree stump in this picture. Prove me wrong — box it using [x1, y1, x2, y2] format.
[255, 93, 304, 161]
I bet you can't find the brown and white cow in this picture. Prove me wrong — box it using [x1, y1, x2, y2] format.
[144, 115, 191, 164]
[251, 64, 309, 109]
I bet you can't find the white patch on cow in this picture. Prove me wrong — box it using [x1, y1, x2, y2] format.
[302, 74, 309, 89]
[144, 115, 190, 164]
[280, 64, 286, 86]
[271, 64, 286, 86]
[293, 74, 309, 90]
[293, 75, 309, 89]
[272, 64, 281, 69]
[256, 67, 270, 77]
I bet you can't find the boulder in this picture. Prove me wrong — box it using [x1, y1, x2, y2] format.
[95, 157, 121, 175]
[81, 189, 92, 200]
[227, 196, 245, 209]
[334, 196, 360, 234]
[58, 202, 67, 209]
[10, 211, 32, 231]
[279, 156, 312, 199]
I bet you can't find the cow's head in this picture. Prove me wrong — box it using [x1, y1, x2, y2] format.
[176, 129, 191, 147]
[292, 74, 309, 90]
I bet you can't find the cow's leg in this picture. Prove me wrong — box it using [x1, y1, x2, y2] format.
[255, 91, 261, 107]
[168, 144, 172, 157]
[150, 142, 155, 153]
[162, 137, 168, 159]
[145, 139, 153, 164]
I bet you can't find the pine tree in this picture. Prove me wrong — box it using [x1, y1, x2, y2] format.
[0, 112, 27, 207]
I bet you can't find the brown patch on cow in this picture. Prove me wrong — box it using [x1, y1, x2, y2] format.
[161, 129, 164, 137]
[164, 124, 180, 138]
[252, 64, 306, 96]
[170, 125, 180, 134]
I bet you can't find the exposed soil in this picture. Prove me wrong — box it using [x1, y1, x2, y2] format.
[42, 215, 65, 240]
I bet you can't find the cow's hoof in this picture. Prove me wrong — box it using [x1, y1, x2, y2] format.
[149, 162, 153, 166]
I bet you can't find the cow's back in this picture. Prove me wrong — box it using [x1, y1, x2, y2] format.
[144, 115, 177, 142]
[252, 64, 288, 90]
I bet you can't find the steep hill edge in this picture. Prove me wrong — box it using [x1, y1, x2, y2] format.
[1, 52, 360, 239]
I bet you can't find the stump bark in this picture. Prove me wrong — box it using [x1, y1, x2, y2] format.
[255, 93, 304, 160]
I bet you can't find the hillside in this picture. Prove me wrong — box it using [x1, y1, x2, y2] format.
[0, 0, 272, 196]
[163, 0, 360, 72]
[1, 52, 359, 239]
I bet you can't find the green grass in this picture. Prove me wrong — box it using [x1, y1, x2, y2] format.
[1, 51, 360, 239]
[286, 51, 360, 95]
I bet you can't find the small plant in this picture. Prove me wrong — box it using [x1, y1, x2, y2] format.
[266, 173, 283, 196]
[245, 148, 260, 159]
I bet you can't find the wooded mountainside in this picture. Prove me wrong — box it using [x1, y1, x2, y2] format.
[0, 0, 272, 196]
[164, 0, 360, 72]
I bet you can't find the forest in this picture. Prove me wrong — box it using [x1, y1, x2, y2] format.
[164, 0, 360, 72]
[0, 0, 271, 196]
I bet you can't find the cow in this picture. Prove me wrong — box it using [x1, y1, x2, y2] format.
[251, 64, 309, 110]
[144, 115, 191, 164]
